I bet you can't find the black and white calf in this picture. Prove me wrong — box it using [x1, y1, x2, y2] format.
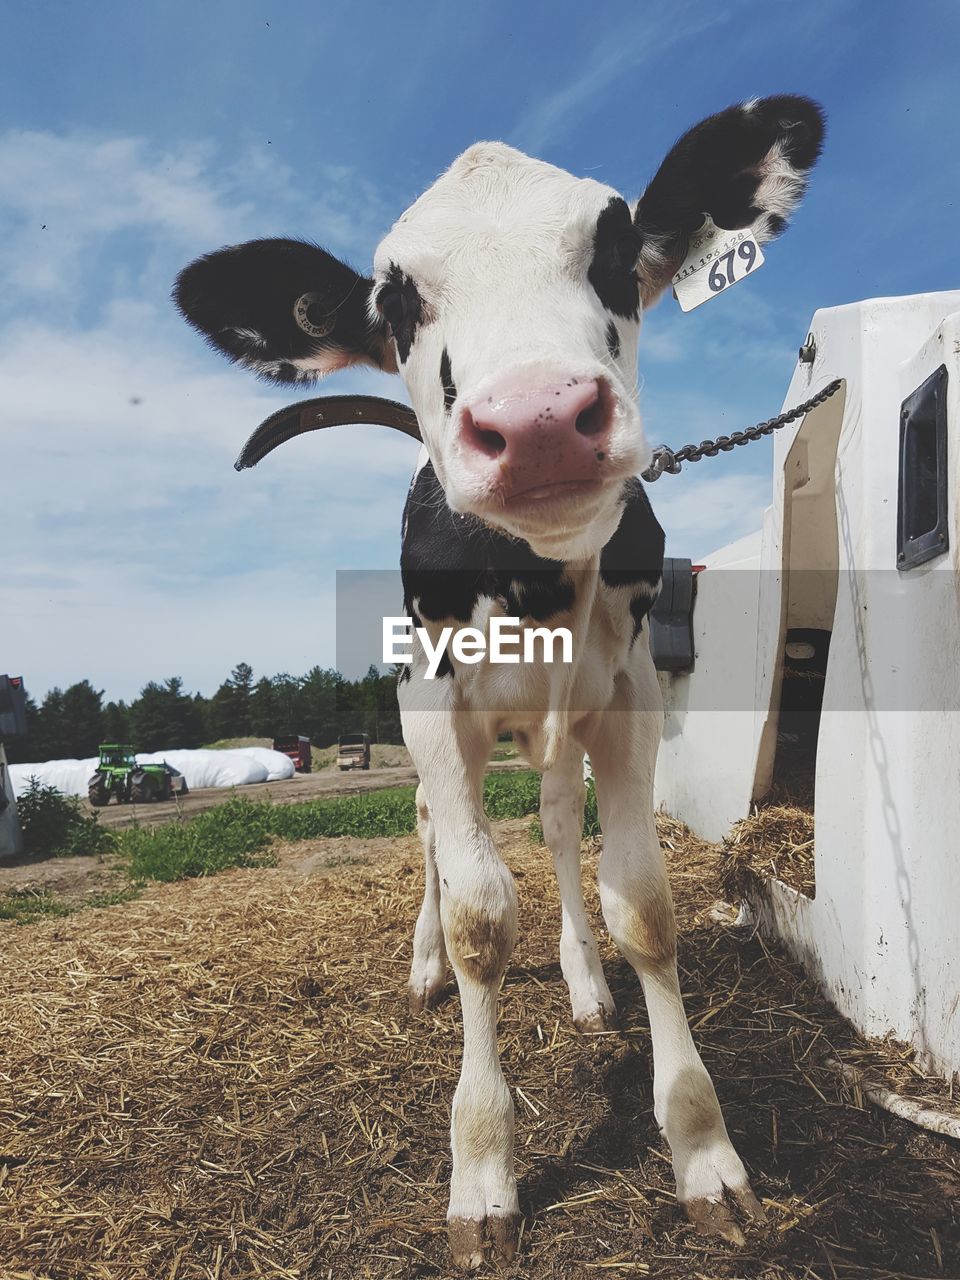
[176, 95, 825, 1270]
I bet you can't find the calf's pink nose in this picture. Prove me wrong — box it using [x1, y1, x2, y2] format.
[459, 376, 610, 494]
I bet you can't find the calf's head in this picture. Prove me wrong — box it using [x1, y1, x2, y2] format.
[175, 95, 824, 561]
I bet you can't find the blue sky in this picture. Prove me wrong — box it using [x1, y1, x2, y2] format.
[3, 0, 959, 700]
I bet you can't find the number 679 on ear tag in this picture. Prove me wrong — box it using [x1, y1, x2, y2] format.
[672, 215, 765, 313]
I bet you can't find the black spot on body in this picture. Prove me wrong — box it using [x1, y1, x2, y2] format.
[600, 477, 665, 639]
[605, 320, 620, 360]
[401, 462, 573, 625]
[401, 467, 663, 650]
[588, 197, 641, 320]
[440, 347, 457, 410]
[434, 649, 455, 679]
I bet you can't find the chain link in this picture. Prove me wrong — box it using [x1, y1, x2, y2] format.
[641, 378, 843, 482]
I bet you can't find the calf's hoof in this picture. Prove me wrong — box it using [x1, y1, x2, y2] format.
[574, 1004, 619, 1034]
[683, 1181, 766, 1247]
[448, 1212, 520, 1271]
[408, 978, 446, 1014]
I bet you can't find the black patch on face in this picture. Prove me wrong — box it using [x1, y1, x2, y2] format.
[173, 237, 387, 384]
[440, 347, 457, 410]
[588, 197, 641, 320]
[599, 477, 665, 639]
[605, 320, 620, 360]
[378, 264, 424, 364]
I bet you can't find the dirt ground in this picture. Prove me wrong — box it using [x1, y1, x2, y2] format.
[1, 815, 958, 1279]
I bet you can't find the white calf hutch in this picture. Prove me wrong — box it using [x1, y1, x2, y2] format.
[654, 291, 960, 1081]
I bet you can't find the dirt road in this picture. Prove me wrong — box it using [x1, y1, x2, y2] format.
[91, 764, 424, 830]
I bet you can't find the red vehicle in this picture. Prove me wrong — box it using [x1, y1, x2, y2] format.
[272, 734, 312, 773]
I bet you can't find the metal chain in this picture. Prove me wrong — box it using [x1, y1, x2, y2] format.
[641, 378, 843, 482]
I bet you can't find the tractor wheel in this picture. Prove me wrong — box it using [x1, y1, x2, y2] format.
[130, 771, 154, 804]
[88, 774, 110, 807]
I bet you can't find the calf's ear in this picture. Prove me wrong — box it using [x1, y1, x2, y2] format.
[173, 238, 396, 383]
[634, 95, 825, 304]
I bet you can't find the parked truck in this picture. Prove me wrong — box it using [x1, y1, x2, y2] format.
[336, 733, 371, 771]
[272, 734, 312, 773]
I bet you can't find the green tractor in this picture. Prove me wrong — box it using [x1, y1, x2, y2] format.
[87, 744, 186, 807]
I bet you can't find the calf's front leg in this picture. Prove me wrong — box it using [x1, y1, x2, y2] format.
[402, 706, 519, 1271]
[584, 657, 765, 1245]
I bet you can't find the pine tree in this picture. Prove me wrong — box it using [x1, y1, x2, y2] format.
[130, 678, 203, 751]
[60, 681, 104, 758]
[102, 700, 132, 744]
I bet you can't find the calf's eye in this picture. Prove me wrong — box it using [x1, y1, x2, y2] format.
[616, 233, 641, 274]
[377, 284, 406, 332]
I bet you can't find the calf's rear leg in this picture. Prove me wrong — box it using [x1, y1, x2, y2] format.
[540, 745, 617, 1031]
[584, 660, 765, 1245]
[408, 783, 449, 1012]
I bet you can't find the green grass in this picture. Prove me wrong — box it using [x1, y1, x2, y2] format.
[0, 888, 74, 923]
[264, 786, 418, 840]
[5, 769, 596, 925]
[114, 770, 551, 882]
[0, 884, 140, 924]
[120, 796, 279, 882]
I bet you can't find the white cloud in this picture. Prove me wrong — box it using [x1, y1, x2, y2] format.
[649, 466, 771, 559]
[0, 129, 394, 321]
[509, 4, 736, 155]
[2, 304, 418, 702]
[0, 126, 416, 702]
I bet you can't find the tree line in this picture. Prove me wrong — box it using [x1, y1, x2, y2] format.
[3, 663, 403, 764]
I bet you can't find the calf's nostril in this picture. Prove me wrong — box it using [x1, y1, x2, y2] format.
[575, 393, 605, 438]
[462, 409, 508, 459]
[477, 427, 507, 457]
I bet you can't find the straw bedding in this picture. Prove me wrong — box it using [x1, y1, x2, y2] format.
[721, 804, 817, 899]
[1, 816, 958, 1279]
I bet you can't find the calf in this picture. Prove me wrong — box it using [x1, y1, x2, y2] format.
[175, 95, 825, 1270]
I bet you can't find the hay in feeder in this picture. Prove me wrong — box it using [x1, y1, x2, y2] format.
[721, 803, 817, 900]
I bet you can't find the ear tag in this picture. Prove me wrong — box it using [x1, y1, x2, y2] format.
[293, 293, 336, 338]
[672, 214, 764, 313]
